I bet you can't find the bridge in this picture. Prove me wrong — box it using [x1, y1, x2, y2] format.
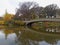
[23, 18, 60, 25]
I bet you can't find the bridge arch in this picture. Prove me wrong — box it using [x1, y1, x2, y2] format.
[26, 21, 43, 26]
[24, 18, 60, 26]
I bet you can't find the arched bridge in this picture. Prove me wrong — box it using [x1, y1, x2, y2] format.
[23, 18, 60, 25]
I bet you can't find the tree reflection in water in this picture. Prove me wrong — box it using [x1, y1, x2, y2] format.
[1, 26, 60, 45]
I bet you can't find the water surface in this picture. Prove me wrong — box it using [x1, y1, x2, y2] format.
[0, 26, 60, 45]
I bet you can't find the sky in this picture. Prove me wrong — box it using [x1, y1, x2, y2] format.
[0, 0, 60, 17]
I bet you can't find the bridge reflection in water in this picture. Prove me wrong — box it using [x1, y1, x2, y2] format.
[46, 27, 60, 32]
[0, 26, 60, 45]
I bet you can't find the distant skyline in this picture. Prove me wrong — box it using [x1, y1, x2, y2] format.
[0, 0, 60, 17]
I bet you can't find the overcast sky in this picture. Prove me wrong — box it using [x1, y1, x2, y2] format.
[0, 0, 60, 17]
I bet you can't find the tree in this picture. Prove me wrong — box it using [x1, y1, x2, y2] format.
[3, 10, 14, 25]
[34, 7, 45, 18]
[44, 4, 59, 18]
[14, 2, 39, 20]
[57, 9, 60, 15]
[4, 11, 14, 21]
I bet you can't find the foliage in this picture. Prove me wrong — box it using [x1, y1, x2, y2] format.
[14, 20, 25, 26]
[4, 11, 14, 21]
[14, 2, 39, 20]
[3, 11, 14, 25]
[14, 2, 60, 20]
[44, 4, 59, 18]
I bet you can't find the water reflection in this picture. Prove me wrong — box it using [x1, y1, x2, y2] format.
[46, 27, 60, 32]
[0, 26, 60, 45]
[0, 30, 16, 45]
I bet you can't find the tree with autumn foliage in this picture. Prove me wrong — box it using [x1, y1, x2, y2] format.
[3, 10, 14, 25]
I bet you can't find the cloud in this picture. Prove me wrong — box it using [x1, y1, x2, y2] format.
[19, 0, 59, 7]
[0, 0, 60, 17]
[0, 0, 16, 16]
[37, 0, 59, 7]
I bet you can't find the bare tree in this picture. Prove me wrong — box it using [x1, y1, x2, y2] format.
[44, 4, 59, 18]
[14, 2, 39, 20]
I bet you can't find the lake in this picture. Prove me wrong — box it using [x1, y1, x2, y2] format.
[0, 26, 60, 45]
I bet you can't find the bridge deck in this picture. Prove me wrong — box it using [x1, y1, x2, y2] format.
[24, 18, 60, 23]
